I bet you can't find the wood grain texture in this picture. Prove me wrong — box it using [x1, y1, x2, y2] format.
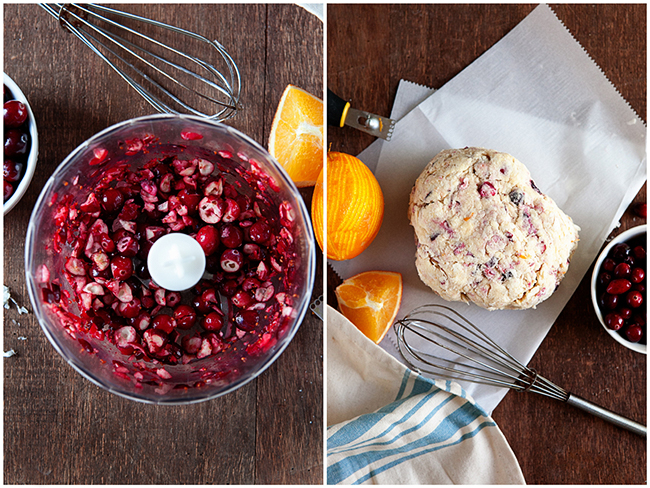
[4, 4, 323, 484]
[327, 4, 646, 484]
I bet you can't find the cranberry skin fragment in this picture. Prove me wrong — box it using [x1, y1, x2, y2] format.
[625, 290, 643, 308]
[101, 188, 125, 213]
[606, 279, 632, 295]
[3, 100, 28, 128]
[201, 312, 224, 332]
[110, 256, 133, 281]
[604, 313, 624, 331]
[631, 267, 645, 284]
[614, 263, 631, 279]
[4, 129, 29, 157]
[625, 325, 644, 343]
[173, 304, 197, 330]
[195, 225, 220, 256]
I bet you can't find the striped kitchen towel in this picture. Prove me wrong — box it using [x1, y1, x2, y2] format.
[327, 306, 525, 484]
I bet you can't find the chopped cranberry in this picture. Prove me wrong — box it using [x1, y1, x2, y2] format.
[201, 312, 224, 332]
[4, 100, 28, 128]
[152, 314, 176, 334]
[192, 288, 219, 313]
[220, 224, 243, 248]
[479, 182, 496, 198]
[178, 189, 201, 214]
[101, 188, 125, 213]
[249, 220, 272, 244]
[221, 249, 244, 272]
[110, 256, 133, 281]
[195, 225, 220, 256]
[173, 304, 197, 330]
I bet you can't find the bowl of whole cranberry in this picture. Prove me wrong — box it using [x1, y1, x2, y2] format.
[3, 73, 38, 214]
[591, 224, 646, 354]
[24, 114, 316, 403]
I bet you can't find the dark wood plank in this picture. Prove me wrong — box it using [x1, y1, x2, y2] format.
[4, 4, 322, 484]
[327, 4, 646, 484]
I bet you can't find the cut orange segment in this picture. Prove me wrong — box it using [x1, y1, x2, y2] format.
[312, 151, 384, 261]
[335, 270, 403, 344]
[268, 84, 324, 187]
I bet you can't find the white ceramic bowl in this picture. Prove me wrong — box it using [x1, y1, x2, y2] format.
[591, 224, 647, 354]
[3, 73, 38, 214]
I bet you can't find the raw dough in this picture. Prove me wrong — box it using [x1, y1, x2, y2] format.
[408, 147, 579, 310]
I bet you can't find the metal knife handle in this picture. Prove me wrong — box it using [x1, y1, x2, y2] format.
[327, 89, 350, 127]
[566, 394, 646, 437]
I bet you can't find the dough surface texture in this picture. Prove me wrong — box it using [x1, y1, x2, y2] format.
[408, 147, 579, 310]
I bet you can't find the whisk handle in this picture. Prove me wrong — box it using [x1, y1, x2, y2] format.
[566, 394, 646, 437]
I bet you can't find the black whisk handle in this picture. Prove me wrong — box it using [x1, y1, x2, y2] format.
[566, 394, 646, 437]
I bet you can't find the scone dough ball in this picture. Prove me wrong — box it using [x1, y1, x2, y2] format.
[408, 147, 579, 310]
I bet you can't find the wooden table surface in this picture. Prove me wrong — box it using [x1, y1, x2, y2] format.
[4, 4, 323, 484]
[327, 4, 646, 485]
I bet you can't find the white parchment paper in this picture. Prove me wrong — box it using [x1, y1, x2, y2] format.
[330, 4, 646, 414]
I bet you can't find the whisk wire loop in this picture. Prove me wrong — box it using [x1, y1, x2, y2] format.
[41, 3, 241, 120]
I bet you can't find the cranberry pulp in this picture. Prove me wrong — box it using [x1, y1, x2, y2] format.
[36, 132, 305, 395]
[3, 85, 31, 203]
[596, 232, 647, 345]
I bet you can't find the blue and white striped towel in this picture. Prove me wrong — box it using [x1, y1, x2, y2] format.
[327, 306, 524, 484]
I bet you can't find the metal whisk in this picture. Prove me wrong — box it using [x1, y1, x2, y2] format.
[394, 304, 646, 437]
[41, 3, 241, 120]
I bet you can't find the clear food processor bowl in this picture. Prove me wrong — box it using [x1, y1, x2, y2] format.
[25, 114, 315, 404]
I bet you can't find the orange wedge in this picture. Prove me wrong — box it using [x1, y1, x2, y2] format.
[335, 270, 403, 344]
[268, 84, 324, 187]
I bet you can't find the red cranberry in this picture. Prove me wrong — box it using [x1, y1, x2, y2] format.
[633, 202, 647, 219]
[201, 311, 224, 331]
[110, 256, 133, 281]
[178, 189, 201, 213]
[4, 129, 28, 157]
[478, 182, 496, 198]
[221, 249, 244, 272]
[249, 220, 272, 244]
[600, 292, 618, 310]
[614, 263, 631, 279]
[632, 283, 645, 294]
[3, 100, 28, 128]
[631, 267, 645, 283]
[234, 310, 258, 331]
[231, 289, 254, 308]
[101, 188, 125, 213]
[3, 179, 14, 200]
[117, 297, 141, 319]
[625, 290, 643, 308]
[633, 246, 646, 260]
[597, 272, 612, 289]
[619, 307, 633, 320]
[3, 160, 23, 183]
[152, 314, 176, 334]
[625, 325, 643, 343]
[172, 304, 197, 330]
[604, 313, 624, 331]
[193, 288, 218, 313]
[195, 225, 220, 256]
[220, 223, 243, 248]
[610, 243, 631, 261]
[606, 279, 632, 295]
[602, 258, 616, 272]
